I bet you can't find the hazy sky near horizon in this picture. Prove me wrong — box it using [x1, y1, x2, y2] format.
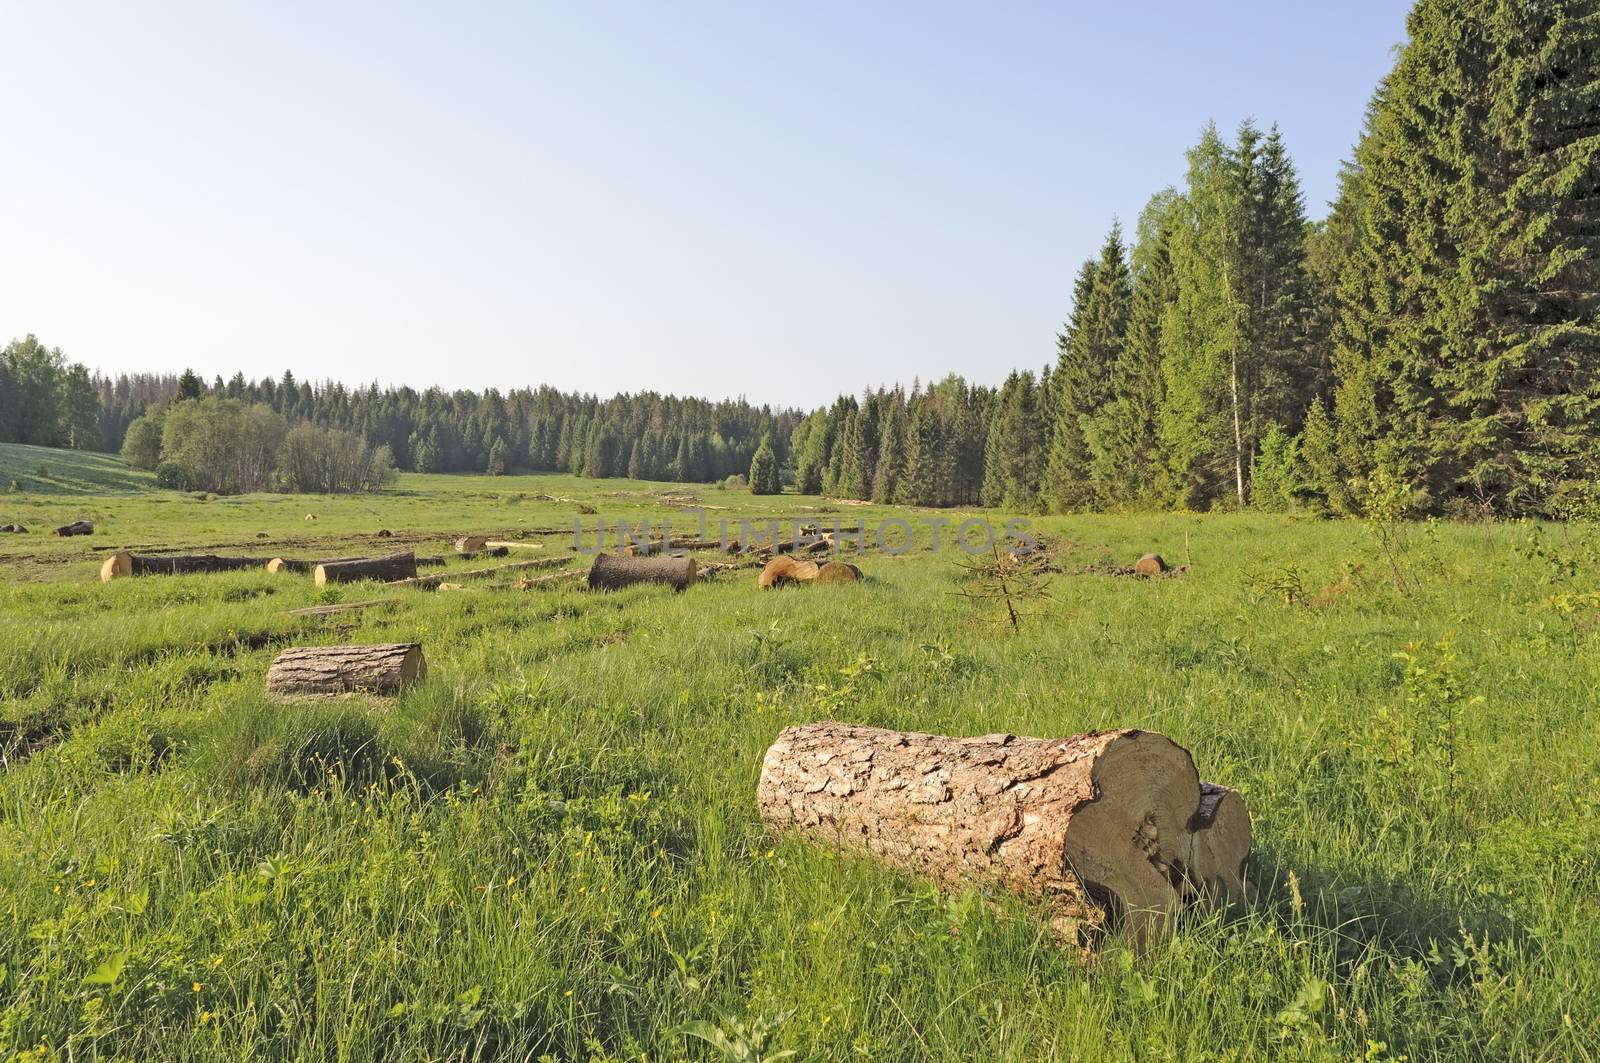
[2, 2, 1407, 409]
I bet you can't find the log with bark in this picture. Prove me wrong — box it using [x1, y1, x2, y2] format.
[1134, 553, 1169, 576]
[0, 524, 25, 533]
[384, 555, 568, 590]
[272, 553, 445, 575]
[454, 536, 490, 553]
[54, 521, 94, 537]
[313, 551, 418, 587]
[100, 552, 275, 581]
[587, 553, 697, 592]
[758, 723, 1244, 947]
[457, 546, 509, 561]
[757, 555, 819, 589]
[265, 643, 425, 698]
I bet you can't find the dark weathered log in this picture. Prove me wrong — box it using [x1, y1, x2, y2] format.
[0, 523, 25, 533]
[286, 598, 400, 618]
[587, 553, 697, 592]
[758, 723, 1210, 946]
[1134, 553, 1168, 576]
[385, 556, 567, 590]
[54, 521, 94, 537]
[1187, 782, 1251, 906]
[100, 552, 274, 581]
[265, 643, 425, 698]
[313, 551, 417, 587]
[457, 546, 510, 561]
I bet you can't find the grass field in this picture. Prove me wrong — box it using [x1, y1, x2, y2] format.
[1, 446, 1597, 1060]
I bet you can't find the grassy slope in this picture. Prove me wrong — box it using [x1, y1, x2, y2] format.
[0, 442, 154, 498]
[0, 478, 1597, 1060]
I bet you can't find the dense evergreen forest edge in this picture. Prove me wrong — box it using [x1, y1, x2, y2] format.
[3, 2, 1596, 515]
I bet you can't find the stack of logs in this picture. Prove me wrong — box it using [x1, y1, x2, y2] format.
[757, 722, 1249, 948]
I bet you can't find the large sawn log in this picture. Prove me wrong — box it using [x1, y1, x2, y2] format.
[587, 553, 697, 592]
[265, 643, 426, 698]
[758, 722, 1244, 945]
[313, 551, 417, 587]
[101, 552, 274, 581]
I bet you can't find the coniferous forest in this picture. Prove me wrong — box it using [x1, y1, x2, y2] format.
[6, 0, 1597, 515]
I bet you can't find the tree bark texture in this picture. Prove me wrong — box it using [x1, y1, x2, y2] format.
[101, 552, 274, 581]
[264, 643, 426, 697]
[757, 723, 1230, 945]
[587, 553, 697, 592]
[313, 551, 417, 586]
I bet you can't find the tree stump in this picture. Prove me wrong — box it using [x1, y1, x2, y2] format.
[587, 553, 697, 592]
[313, 551, 418, 587]
[1133, 553, 1168, 576]
[101, 552, 274, 581]
[758, 723, 1226, 946]
[265, 643, 426, 698]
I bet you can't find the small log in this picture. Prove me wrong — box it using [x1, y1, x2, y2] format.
[455, 536, 490, 553]
[54, 520, 94, 537]
[1187, 782, 1251, 906]
[758, 723, 1208, 946]
[286, 598, 399, 618]
[265, 643, 425, 698]
[0, 523, 25, 533]
[457, 546, 510, 561]
[272, 553, 445, 575]
[587, 553, 697, 592]
[101, 552, 274, 581]
[485, 540, 544, 550]
[376, 529, 392, 538]
[516, 569, 585, 590]
[313, 551, 417, 587]
[622, 538, 723, 557]
[814, 561, 862, 584]
[385, 556, 568, 590]
[1133, 553, 1168, 576]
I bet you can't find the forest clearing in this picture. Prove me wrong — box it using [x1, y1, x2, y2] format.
[1, 463, 1596, 1059]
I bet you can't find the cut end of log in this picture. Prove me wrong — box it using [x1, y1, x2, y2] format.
[1187, 782, 1252, 907]
[314, 551, 417, 587]
[1133, 553, 1168, 576]
[266, 557, 289, 574]
[265, 643, 425, 698]
[758, 554, 821, 588]
[100, 552, 133, 581]
[815, 561, 862, 584]
[455, 535, 489, 553]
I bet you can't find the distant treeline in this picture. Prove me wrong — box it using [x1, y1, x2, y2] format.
[10, 2, 1596, 512]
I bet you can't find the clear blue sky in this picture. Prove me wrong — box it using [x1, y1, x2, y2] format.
[1, 2, 1407, 409]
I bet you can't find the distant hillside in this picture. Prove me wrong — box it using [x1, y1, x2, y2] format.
[0, 443, 155, 495]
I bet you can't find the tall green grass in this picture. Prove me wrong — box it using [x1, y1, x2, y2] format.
[0, 498, 1596, 1059]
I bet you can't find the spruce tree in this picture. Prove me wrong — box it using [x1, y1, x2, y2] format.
[749, 433, 781, 494]
[872, 399, 905, 503]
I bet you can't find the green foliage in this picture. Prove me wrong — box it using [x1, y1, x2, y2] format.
[748, 434, 781, 495]
[1248, 423, 1301, 512]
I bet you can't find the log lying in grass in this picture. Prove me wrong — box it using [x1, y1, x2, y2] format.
[758, 723, 1234, 947]
[1187, 782, 1251, 906]
[484, 540, 544, 551]
[54, 520, 94, 537]
[1134, 553, 1169, 576]
[622, 538, 723, 557]
[516, 569, 585, 590]
[814, 561, 862, 584]
[385, 555, 568, 590]
[457, 546, 509, 561]
[0, 523, 25, 533]
[757, 555, 819, 589]
[455, 535, 490, 553]
[273, 554, 446, 574]
[587, 553, 697, 592]
[313, 551, 417, 587]
[101, 552, 274, 581]
[286, 598, 400, 618]
[265, 643, 425, 698]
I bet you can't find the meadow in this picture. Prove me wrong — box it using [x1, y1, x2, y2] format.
[0, 447, 1596, 1061]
